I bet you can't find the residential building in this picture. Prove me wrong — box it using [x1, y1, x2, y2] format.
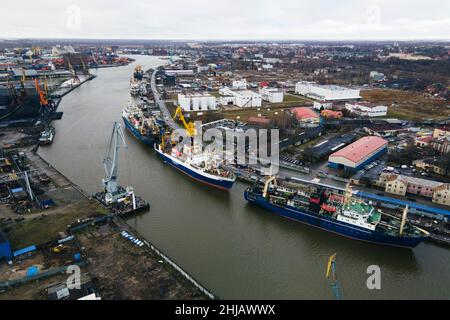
[378, 172, 450, 206]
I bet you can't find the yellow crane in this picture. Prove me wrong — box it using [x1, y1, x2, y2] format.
[263, 176, 277, 198]
[325, 253, 341, 299]
[172, 106, 196, 137]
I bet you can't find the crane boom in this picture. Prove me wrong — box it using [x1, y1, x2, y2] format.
[34, 78, 48, 106]
[173, 106, 196, 137]
[102, 122, 127, 196]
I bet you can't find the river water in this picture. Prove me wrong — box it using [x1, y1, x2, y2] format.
[38, 55, 450, 299]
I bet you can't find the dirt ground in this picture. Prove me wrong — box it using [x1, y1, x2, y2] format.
[0, 272, 72, 300]
[77, 220, 207, 300]
[361, 89, 449, 120]
[2, 188, 107, 250]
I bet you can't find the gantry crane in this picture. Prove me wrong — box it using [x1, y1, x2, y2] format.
[101, 122, 135, 207]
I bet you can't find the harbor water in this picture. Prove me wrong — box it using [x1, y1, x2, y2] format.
[38, 55, 450, 299]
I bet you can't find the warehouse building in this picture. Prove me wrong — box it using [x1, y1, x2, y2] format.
[178, 93, 218, 111]
[259, 87, 284, 103]
[231, 79, 248, 90]
[328, 136, 388, 171]
[345, 102, 388, 117]
[291, 107, 320, 125]
[0, 230, 12, 261]
[295, 81, 361, 101]
[218, 87, 262, 108]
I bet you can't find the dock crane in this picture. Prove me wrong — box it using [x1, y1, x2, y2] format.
[172, 106, 196, 137]
[66, 58, 80, 84]
[101, 122, 136, 207]
[263, 176, 277, 198]
[34, 78, 49, 108]
[326, 253, 342, 299]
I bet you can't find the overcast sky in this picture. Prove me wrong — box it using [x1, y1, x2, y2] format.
[1, 0, 449, 40]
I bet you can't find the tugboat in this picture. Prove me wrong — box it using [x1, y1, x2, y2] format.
[244, 177, 429, 248]
[38, 125, 55, 145]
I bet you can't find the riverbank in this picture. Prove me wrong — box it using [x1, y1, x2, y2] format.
[0, 145, 212, 299]
[0, 64, 213, 299]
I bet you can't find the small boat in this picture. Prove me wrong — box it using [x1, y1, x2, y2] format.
[38, 126, 55, 145]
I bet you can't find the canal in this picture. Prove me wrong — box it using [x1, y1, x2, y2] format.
[38, 55, 450, 299]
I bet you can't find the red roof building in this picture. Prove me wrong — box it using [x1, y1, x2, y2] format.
[291, 107, 320, 123]
[328, 136, 388, 171]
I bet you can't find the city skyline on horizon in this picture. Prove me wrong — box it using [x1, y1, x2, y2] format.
[1, 0, 449, 41]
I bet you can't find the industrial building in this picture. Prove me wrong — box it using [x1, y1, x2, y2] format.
[259, 87, 284, 103]
[291, 107, 320, 125]
[304, 133, 356, 162]
[0, 230, 12, 261]
[164, 69, 194, 77]
[313, 101, 333, 110]
[178, 93, 217, 111]
[295, 81, 361, 101]
[218, 87, 262, 108]
[328, 136, 388, 171]
[231, 79, 247, 90]
[345, 102, 387, 117]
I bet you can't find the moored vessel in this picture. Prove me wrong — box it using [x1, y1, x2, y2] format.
[244, 177, 429, 248]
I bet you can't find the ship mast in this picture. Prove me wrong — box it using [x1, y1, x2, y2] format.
[343, 183, 353, 206]
[399, 205, 409, 236]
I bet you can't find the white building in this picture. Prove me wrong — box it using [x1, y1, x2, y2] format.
[231, 79, 247, 90]
[178, 93, 217, 112]
[259, 87, 284, 103]
[165, 69, 194, 76]
[218, 87, 262, 108]
[345, 102, 387, 117]
[295, 81, 361, 101]
[313, 101, 333, 110]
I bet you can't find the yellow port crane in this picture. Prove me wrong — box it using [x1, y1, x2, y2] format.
[326, 253, 342, 299]
[172, 106, 196, 137]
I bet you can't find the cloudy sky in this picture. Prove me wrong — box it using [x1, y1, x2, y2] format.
[1, 0, 449, 40]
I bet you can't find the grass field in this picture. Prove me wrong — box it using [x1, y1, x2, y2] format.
[283, 93, 312, 103]
[361, 89, 449, 120]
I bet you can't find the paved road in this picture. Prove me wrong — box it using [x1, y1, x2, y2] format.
[150, 70, 179, 129]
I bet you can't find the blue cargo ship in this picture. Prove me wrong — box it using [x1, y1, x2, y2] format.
[154, 144, 235, 191]
[244, 177, 429, 248]
[121, 104, 160, 147]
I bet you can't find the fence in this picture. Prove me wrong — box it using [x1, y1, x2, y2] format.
[0, 261, 86, 291]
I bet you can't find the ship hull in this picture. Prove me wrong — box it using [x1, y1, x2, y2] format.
[122, 116, 154, 147]
[244, 191, 427, 248]
[155, 146, 234, 191]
